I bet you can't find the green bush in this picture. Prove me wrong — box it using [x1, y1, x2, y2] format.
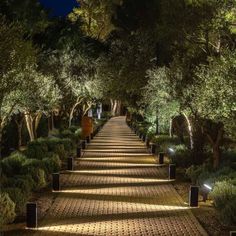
[30, 168, 47, 190]
[1, 152, 26, 176]
[186, 164, 236, 185]
[42, 154, 61, 175]
[222, 148, 236, 163]
[4, 188, 29, 214]
[210, 180, 236, 225]
[68, 125, 79, 133]
[0, 193, 16, 226]
[152, 135, 181, 152]
[60, 129, 78, 143]
[27, 139, 48, 159]
[169, 145, 193, 168]
[3, 175, 34, 194]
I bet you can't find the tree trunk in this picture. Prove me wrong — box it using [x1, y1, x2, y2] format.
[169, 118, 173, 138]
[116, 100, 121, 116]
[16, 119, 23, 149]
[213, 145, 221, 169]
[51, 112, 54, 130]
[0, 126, 3, 159]
[205, 125, 224, 169]
[183, 113, 194, 149]
[24, 112, 35, 142]
[111, 99, 117, 117]
[155, 110, 159, 135]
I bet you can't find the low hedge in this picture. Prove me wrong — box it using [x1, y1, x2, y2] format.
[210, 180, 236, 225]
[186, 165, 236, 185]
[4, 187, 29, 214]
[168, 144, 193, 168]
[0, 152, 27, 177]
[26, 137, 76, 160]
[0, 193, 16, 226]
[152, 135, 181, 152]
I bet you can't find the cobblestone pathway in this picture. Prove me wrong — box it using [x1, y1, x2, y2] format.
[32, 116, 207, 236]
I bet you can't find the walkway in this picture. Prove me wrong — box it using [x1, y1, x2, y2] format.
[32, 116, 207, 236]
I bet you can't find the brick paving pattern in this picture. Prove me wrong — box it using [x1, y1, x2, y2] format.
[31, 116, 207, 236]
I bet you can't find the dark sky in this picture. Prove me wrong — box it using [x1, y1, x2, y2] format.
[39, 0, 79, 17]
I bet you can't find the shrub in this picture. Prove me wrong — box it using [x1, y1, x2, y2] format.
[3, 175, 34, 194]
[42, 154, 61, 175]
[1, 152, 26, 176]
[186, 164, 236, 185]
[0, 193, 16, 226]
[60, 138, 75, 153]
[210, 180, 236, 225]
[169, 145, 193, 168]
[4, 188, 29, 214]
[68, 125, 79, 133]
[152, 135, 181, 152]
[29, 168, 47, 191]
[27, 139, 48, 159]
[60, 129, 78, 143]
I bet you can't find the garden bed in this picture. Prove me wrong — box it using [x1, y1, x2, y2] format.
[173, 178, 236, 236]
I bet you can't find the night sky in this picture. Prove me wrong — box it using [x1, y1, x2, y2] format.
[39, 0, 79, 17]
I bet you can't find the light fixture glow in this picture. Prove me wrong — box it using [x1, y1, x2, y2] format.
[168, 148, 175, 153]
[203, 184, 212, 190]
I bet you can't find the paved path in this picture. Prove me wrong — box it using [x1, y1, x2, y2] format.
[32, 116, 207, 236]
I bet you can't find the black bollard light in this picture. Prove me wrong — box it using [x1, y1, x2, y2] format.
[146, 138, 150, 148]
[151, 144, 156, 154]
[91, 133, 94, 140]
[189, 186, 199, 207]
[26, 203, 37, 228]
[52, 173, 60, 191]
[67, 157, 73, 171]
[169, 164, 176, 180]
[159, 152, 165, 164]
[86, 135, 90, 144]
[142, 135, 146, 142]
[77, 147, 81, 158]
[139, 133, 142, 139]
[81, 140, 86, 149]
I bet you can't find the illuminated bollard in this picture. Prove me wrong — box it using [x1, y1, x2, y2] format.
[52, 173, 60, 191]
[81, 140, 86, 149]
[169, 164, 176, 180]
[26, 203, 37, 228]
[151, 144, 156, 154]
[77, 147, 81, 158]
[159, 152, 165, 164]
[86, 136, 90, 144]
[146, 138, 150, 148]
[142, 135, 146, 142]
[189, 186, 199, 207]
[67, 157, 73, 171]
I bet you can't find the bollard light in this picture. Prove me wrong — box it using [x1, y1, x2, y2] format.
[189, 186, 199, 207]
[151, 144, 156, 154]
[81, 140, 86, 149]
[91, 133, 94, 140]
[86, 136, 90, 144]
[169, 164, 176, 180]
[159, 152, 165, 164]
[146, 138, 150, 148]
[52, 173, 60, 191]
[202, 183, 213, 202]
[142, 135, 146, 142]
[77, 147, 81, 158]
[67, 157, 73, 171]
[26, 203, 37, 228]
